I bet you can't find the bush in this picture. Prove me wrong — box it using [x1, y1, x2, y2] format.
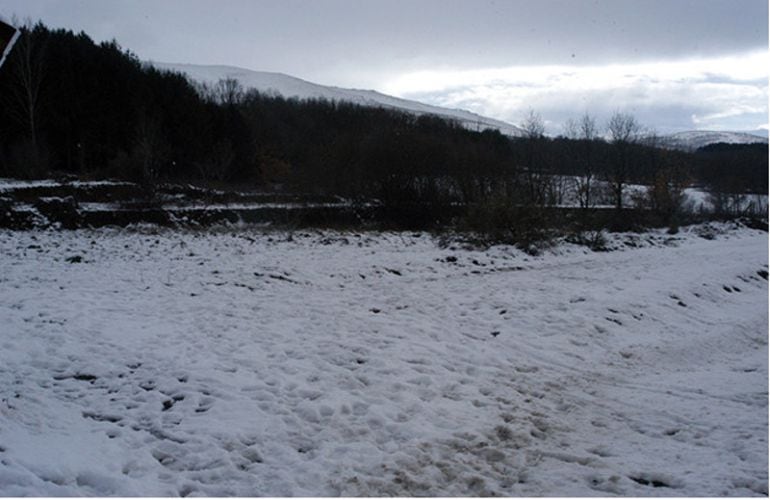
[34, 196, 83, 229]
[464, 193, 554, 253]
[566, 229, 608, 251]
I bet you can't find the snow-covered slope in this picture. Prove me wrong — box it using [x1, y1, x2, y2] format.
[151, 62, 524, 137]
[660, 130, 768, 151]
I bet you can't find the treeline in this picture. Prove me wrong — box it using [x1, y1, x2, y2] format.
[694, 143, 768, 194]
[0, 22, 766, 226]
[0, 22, 244, 183]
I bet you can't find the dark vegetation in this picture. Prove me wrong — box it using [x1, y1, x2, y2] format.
[0, 22, 766, 244]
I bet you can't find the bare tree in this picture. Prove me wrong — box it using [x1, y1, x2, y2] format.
[606, 111, 641, 210]
[2, 19, 48, 174]
[214, 78, 245, 107]
[519, 110, 550, 205]
[133, 110, 167, 189]
[521, 109, 546, 139]
[648, 152, 689, 217]
[565, 112, 599, 209]
[196, 139, 234, 185]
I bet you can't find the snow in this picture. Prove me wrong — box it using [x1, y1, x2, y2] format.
[151, 62, 525, 137]
[0, 179, 133, 193]
[0, 223, 767, 496]
[660, 130, 769, 151]
[3, 178, 766, 220]
[76, 202, 353, 212]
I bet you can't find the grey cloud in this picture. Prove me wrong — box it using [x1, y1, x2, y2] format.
[406, 68, 767, 134]
[1, 0, 767, 81]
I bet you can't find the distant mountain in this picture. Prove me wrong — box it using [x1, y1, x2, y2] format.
[151, 62, 525, 137]
[660, 130, 768, 151]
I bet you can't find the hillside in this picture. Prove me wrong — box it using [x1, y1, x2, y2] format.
[151, 62, 525, 137]
[660, 130, 768, 151]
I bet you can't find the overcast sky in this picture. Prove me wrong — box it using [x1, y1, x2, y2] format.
[1, 0, 768, 133]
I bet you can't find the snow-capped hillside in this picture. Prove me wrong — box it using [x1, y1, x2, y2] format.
[660, 130, 768, 151]
[151, 62, 524, 137]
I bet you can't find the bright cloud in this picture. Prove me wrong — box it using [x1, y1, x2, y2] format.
[382, 51, 769, 134]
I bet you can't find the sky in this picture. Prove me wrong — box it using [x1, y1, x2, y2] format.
[1, 0, 768, 134]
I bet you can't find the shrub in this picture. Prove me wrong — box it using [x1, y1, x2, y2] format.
[566, 229, 608, 251]
[464, 192, 555, 253]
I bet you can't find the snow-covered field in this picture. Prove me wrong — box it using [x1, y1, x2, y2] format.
[0, 223, 767, 496]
